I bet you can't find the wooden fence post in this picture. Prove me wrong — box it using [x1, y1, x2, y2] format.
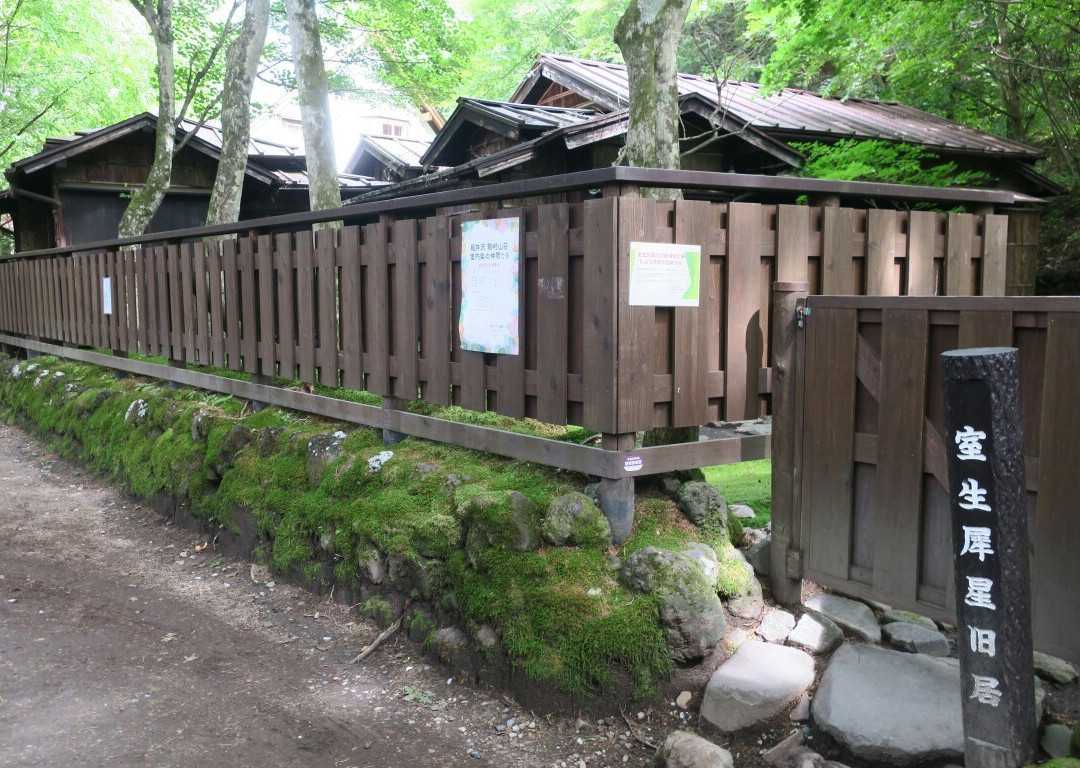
[599, 432, 636, 544]
[770, 281, 809, 605]
[942, 347, 1036, 767]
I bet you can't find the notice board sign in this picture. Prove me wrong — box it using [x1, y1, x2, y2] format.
[102, 276, 113, 316]
[628, 241, 701, 307]
[459, 217, 520, 355]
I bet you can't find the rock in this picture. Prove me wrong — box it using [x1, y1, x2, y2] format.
[654, 730, 733, 768]
[716, 546, 756, 598]
[746, 537, 771, 576]
[756, 609, 796, 643]
[735, 419, 771, 437]
[305, 433, 345, 488]
[725, 627, 750, 651]
[463, 491, 542, 567]
[433, 627, 467, 661]
[256, 426, 285, 457]
[474, 624, 499, 649]
[728, 503, 756, 519]
[804, 593, 881, 643]
[763, 731, 826, 768]
[367, 450, 394, 473]
[881, 609, 937, 632]
[789, 693, 810, 722]
[727, 578, 764, 621]
[620, 547, 726, 662]
[680, 542, 720, 585]
[211, 424, 252, 477]
[1043, 724, 1074, 760]
[882, 621, 950, 656]
[675, 482, 728, 534]
[540, 492, 611, 549]
[675, 690, 693, 709]
[700, 641, 815, 733]
[1034, 650, 1079, 685]
[787, 612, 843, 656]
[813, 644, 965, 764]
[190, 409, 215, 442]
[583, 482, 601, 504]
[660, 477, 682, 496]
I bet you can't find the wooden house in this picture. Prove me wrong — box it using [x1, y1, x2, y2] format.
[1, 112, 384, 251]
[343, 134, 434, 183]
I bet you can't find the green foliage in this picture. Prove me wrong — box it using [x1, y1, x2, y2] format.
[1022, 760, 1080, 768]
[1072, 720, 1080, 758]
[0, 0, 154, 170]
[791, 139, 993, 188]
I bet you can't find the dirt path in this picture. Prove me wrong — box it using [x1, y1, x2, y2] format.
[0, 423, 670, 768]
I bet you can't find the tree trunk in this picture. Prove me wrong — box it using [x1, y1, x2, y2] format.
[284, 0, 341, 212]
[119, 0, 176, 238]
[206, 0, 270, 226]
[614, 0, 693, 203]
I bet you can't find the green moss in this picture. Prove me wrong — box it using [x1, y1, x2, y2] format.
[1023, 760, 1080, 768]
[703, 459, 771, 528]
[361, 595, 393, 625]
[716, 545, 754, 598]
[1072, 722, 1080, 758]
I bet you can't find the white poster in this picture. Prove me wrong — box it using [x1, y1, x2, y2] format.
[628, 241, 702, 307]
[459, 217, 520, 355]
[101, 276, 113, 316]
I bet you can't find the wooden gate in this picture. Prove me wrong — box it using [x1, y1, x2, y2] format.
[779, 294, 1080, 664]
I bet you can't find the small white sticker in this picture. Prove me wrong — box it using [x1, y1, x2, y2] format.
[623, 455, 643, 473]
[102, 276, 113, 316]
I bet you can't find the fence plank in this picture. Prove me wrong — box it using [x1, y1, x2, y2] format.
[777, 205, 810, 284]
[672, 200, 712, 428]
[222, 239, 240, 369]
[583, 198, 619, 433]
[423, 215, 451, 406]
[154, 246, 169, 356]
[208, 241, 224, 367]
[365, 221, 390, 396]
[274, 233, 296, 380]
[316, 228, 336, 386]
[802, 306, 859, 581]
[945, 212, 975, 296]
[167, 244, 182, 359]
[117, 250, 129, 350]
[907, 211, 937, 296]
[959, 310, 1013, 349]
[726, 202, 764, 421]
[393, 219, 419, 401]
[495, 209, 525, 418]
[822, 206, 855, 295]
[296, 232, 316, 384]
[866, 209, 899, 296]
[180, 244, 195, 362]
[457, 214, 486, 413]
[982, 214, 1008, 296]
[871, 309, 929, 603]
[193, 243, 207, 365]
[257, 234, 274, 377]
[1033, 313, 1080, 661]
[537, 203, 570, 424]
[135, 248, 148, 354]
[240, 235, 257, 374]
[339, 225, 363, 390]
[617, 197, 657, 432]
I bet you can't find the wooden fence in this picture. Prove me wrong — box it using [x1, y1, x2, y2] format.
[773, 294, 1080, 664]
[0, 196, 1008, 438]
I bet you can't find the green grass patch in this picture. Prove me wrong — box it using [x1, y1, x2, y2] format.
[704, 459, 771, 527]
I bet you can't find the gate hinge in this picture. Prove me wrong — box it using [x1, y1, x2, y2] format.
[796, 300, 811, 329]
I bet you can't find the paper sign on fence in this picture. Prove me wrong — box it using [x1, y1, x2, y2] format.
[459, 217, 520, 355]
[628, 242, 701, 307]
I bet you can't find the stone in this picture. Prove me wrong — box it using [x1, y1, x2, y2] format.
[882, 621, 950, 656]
[675, 481, 728, 534]
[727, 578, 764, 621]
[1035, 650, 1079, 685]
[789, 693, 810, 722]
[474, 624, 499, 649]
[728, 503, 756, 519]
[306, 433, 345, 488]
[881, 609, 937, 631]
[675, 690, 693, 709]
[763, 731, 826, 768]
[463, 491, 542, 567]
[746, 537, 771, 576]
[700, 641, 815, 733]
[1043, 724, 1073, 760]
[211, 424, 252, 477]
[813, 644, 965, 764]
[367, 450, 394, 473]
[190, 408, 215, 442]
[716, 546, 756, 598]
[433, 626, 467, 661]
[660, 477, 682, 496]
[756, 609, 796, 643]
[735, 419, 771, 437]
[804, 593, 881, 643]
[787, 612, 843, 656]
[680, 542, 720, 585]
[725, 627, 749, 651]
[654, 730, 733, 768]
[540, 492, 611, 549]
[620, 547, 726, 662]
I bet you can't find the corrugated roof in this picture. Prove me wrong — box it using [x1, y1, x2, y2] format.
[344, 134, 432, 176]
[460, 98, 598, 131]
[516, 54, 1042, 159]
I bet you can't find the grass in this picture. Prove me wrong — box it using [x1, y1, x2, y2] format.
[703, 458, 771, 528]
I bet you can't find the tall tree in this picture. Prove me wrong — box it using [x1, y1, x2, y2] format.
[119, 0, 177, 238]
[206, 0, 270, 225]
[283, 0, 340, 211]
[614, 0, 694, 201]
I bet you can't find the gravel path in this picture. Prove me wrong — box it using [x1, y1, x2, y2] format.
[0, 422, 680, 768]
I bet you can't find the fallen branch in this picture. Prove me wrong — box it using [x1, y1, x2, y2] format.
[619, 708, 659, 752]
[350, 608, 406, 664]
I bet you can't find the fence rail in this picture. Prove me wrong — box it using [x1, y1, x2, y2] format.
[781, 294, 1080, 664]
